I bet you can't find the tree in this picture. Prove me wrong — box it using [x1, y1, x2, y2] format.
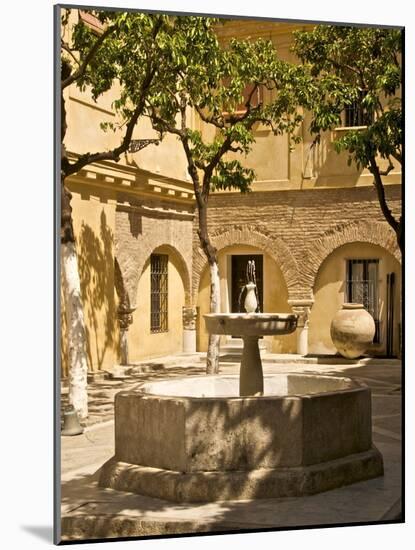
[293, 26, 403, 251]
[143, 18, 306, 373]
[60, 10, 175, 419]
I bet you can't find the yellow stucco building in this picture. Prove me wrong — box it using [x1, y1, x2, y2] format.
[61, 11, 402, 377]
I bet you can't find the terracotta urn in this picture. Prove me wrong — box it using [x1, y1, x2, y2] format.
[330, 303, 376, 359]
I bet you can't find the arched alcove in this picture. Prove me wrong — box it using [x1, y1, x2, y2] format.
[196, 243, 297, 354]
[302, 220, 400, 292]
[116, 239, 192, 309]
[308, 241, 401, 356]
[192, 224, 301, 304]
[127, 244, 189, 362]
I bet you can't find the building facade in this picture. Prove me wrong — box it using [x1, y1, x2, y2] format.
[60, 13, 402, 377]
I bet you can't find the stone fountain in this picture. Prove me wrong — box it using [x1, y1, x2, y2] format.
[204, 312, 297, 397]
[99, 264, 383, 502]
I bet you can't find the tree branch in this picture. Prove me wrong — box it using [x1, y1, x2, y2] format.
[62, 17, 166, 178]
[225, 85, 262, 126]
[391, 150, 402, 165]
[63, 63, 157, 178]
[62, 24, 115, 90]
[228, 144, 244, 153]
[181, 134, 202, 194]
[368, 156, 400, 234]
[164, 85, 181, 109]
[194, 105, 225, 129]
[179, 93, 187, 133]
[244, 83, 260, 110]
[148, 105, 185, 138]
[61, 40, 81, 67]
[378, 158, 395, 177]
[326, 57, 361, 77]
[202, 134, 233, 194]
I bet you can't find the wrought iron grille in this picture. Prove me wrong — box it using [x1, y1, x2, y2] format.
[344, 92, 373, 127]
[346, 259, 380, 344]
[150, 254, 168, 333]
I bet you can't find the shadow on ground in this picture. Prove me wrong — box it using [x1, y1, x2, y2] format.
[21, 525, 53, 543]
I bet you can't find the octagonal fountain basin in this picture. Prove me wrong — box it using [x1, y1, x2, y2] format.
[99, 373, 384, 503]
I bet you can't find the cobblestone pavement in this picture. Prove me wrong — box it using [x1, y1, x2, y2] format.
[61, 354, 207, 427]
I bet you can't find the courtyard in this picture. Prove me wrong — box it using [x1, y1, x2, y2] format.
[57, 8, 403, 545]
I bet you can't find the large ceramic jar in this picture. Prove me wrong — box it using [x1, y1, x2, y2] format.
[330, 303, 376, 359]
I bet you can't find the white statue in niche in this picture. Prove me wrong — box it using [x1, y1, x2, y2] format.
[242, 260, 260, 313]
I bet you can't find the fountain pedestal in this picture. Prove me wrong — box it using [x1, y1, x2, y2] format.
[240, 336, 263, 396]
[204, 313, 297, 397]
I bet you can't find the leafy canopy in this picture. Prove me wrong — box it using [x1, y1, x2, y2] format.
[63, 12, 310, 196]
[293, 25, 402, 171]
[140, 17, 309, 196]
[63, 11, 174, 129]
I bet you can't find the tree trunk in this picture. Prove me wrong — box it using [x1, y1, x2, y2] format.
[206, 261, 221, 374]
[61, 182, 89, 421]
[369, 157, 402, 253]
[395, 216, 403, 254]
[196, 200, 221, 374]
[61, 241, 89, 420]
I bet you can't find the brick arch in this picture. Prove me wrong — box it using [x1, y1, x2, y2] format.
[116, 241, 192, 308]
[192, 225, 301, 302]
[150, 244, 192, 306]
[303, 220, 401, 290]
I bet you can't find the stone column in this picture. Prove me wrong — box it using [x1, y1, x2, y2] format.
[117, 306, 135, 365]
[288, 300, 314, 356]
[182, 306, 197, 354]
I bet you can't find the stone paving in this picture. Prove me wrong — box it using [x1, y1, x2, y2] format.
[59, 354, 402, 542]
[60, 355, 207, 427]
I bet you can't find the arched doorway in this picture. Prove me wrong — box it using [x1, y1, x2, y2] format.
[196, 244, 296, 354]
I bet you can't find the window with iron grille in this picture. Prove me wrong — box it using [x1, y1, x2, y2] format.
[150, 254, 168, 333]
[343, 91, 373, 127]
[346, 259, 381, 343]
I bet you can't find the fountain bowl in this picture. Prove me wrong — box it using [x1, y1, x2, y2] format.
[204, 312, 298, 396]
[204, 312, 297, 336]
[99, 373, 383, 503]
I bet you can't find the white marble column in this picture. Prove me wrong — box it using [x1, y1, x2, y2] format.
[117, 306, 135, 365]
[288, 300, 314, 356]
[182, 306, 197, 353]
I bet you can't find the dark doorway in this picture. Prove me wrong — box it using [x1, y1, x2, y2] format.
[231, 254, 263, 313]
[386, 272, 396, 357]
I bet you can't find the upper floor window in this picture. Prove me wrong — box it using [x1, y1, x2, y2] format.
[343, 91, 373, 127]
[150, 254, 168, 333]
[235, 83, 263, 113]
[79, 10, 105, 35]
[345, 259, 380, 343]
[222, 79, 264, 117]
